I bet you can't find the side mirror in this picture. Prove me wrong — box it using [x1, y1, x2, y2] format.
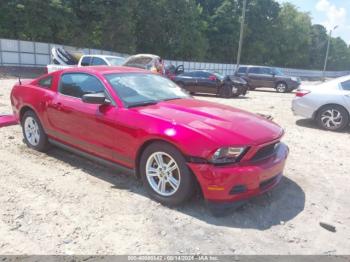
[82, 92, 110, 105]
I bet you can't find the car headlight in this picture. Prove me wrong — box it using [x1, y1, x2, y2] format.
[291, 77, 300, 82]
[211, 147, 247, 164]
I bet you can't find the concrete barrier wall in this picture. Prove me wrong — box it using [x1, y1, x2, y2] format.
[1, 38, 349, 78]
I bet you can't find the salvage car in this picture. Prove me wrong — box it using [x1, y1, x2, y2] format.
[10, 66, 288, 213]
[236, 66, 301, 93]
[123, 54, 164, 74]
[292, 75, 350, 131]
[173, 70, 248, 98]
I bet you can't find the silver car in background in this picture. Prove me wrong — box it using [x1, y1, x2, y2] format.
[292, 75, 350, 131]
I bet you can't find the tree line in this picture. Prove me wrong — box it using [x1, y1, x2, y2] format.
[1, 0, 350, 71]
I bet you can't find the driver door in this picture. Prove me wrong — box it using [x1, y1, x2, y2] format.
[46, 72, 117, 161]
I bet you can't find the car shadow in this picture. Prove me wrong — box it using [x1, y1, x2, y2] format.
[47, 146, 305, 230]
[296, 118, 350, 133]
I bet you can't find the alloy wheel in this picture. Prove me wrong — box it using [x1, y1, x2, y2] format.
[276, 83, 287, 93]
[24, 116, 40, 146]
[320, 109, 343, 130]
[145, 152, 181, 196]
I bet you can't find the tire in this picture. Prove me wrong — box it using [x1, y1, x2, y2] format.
[21, 110, 50, 152]
[139, 142, 195, 206]
[219, 84, 233, 98]
[316, 105, 349, 132]
[248, 85, 256, 91]
[276, 82, 288, 93]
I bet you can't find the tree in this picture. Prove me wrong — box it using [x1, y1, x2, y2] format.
[309, 24, 328, 70]
[204, 0, 241, 62]
[99, 0, 138, 53]
[135, 0, 207, 60]
[0, 0, 74, 43]
[242, 0, 281, 65]
[273, 3, 312, 68]
[327, 37, 350, 71]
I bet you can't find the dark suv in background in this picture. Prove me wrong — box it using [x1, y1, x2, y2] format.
[236, 66, 301, 93]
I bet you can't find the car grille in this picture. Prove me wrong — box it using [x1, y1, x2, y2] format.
[251, 142, 280, 162]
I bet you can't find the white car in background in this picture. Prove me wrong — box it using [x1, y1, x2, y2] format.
[78, 54, 126, 66]
[47, 48, 126, 73]
[292, 75, 350, 131]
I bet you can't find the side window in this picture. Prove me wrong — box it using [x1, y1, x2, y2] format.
[198, 72, 211, 78]
[248, 67, 260, 74]
[237, 67, 247, 74]
[192, 71, 203, 77]
[261, 68, 272, 75]
[80, 56, 92, 66]
[38, 76, 53, 89]
[59, 73, 105, 98]
[182, 72, 196, 77]
[341, 80, 350, 90]
[91, 57, 108, 66]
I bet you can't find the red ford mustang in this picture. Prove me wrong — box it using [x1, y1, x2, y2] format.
[10, 66, 288, 213]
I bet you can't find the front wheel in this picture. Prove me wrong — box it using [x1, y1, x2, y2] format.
[219, 85, 233, 98]
[21, 110, 50, 152]
[316, 105, 349, 131]
[140, 142, 195, 206]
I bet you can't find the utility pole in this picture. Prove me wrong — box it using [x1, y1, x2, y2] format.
[323, 25, 338, 81]
[235, 0, 247, 74]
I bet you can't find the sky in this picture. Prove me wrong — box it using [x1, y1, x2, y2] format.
[277, 0, 350, 44]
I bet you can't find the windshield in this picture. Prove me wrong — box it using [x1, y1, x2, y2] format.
[105, 73, 190, 107]
[106, 57, 125, 66]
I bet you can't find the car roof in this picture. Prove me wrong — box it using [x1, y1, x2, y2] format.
[55, 66, 148, 75]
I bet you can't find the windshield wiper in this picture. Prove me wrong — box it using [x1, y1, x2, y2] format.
[127, 101, 158, 108]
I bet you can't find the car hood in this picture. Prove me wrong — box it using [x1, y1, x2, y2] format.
[134, 98, 283, 146]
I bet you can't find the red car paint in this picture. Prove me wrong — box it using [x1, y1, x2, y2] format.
[10, 66, 288, 204]
[0, 115, 18, 128]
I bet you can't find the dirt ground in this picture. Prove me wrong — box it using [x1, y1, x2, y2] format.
[0, 78, 349, 255]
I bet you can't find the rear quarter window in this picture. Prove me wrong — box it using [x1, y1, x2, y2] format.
[38, 76, 53, 89]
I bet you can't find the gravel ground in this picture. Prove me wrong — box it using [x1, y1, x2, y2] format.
[0, 78, 349, 255]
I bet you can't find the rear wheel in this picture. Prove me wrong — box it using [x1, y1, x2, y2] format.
[140, 142, 195, 206]
[21, 110, 50, 152]
[276, 82, 288, 93]
[316, 105, 349, 131]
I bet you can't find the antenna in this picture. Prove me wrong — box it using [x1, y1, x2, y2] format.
[18, 74, 22, 85]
